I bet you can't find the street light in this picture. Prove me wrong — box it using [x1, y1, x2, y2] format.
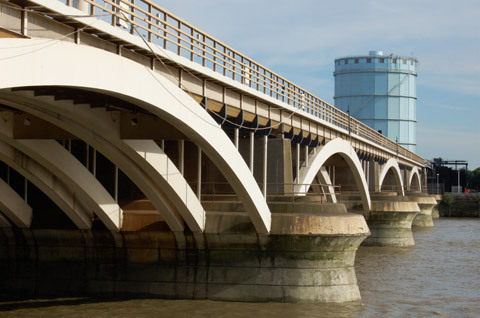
[436, 173, 439, 194]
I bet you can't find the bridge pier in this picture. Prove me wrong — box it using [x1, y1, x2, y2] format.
[408, 193, 437, 227]
[0, 203, 369, 303]
[340, 193, 420, 247]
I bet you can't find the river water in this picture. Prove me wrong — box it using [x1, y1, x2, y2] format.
[0, 218, 479, 317]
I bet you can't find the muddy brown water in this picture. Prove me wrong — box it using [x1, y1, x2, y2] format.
[0, 218, 478, 317]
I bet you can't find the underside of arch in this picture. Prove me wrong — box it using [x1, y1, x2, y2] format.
[0, 92, 203, 232]
[409, 166, 422, 192]
[311, 167, 337, 203]
[295, 138, 371, 211]
[378, 158, 405, 196]
[0, 38, 271, 233]
[0, 121, 122, 230]
[0, 176, 32, 228]
[0, 140, 93, 229]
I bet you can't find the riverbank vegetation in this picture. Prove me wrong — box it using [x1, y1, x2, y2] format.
[439, 193, 480, 217]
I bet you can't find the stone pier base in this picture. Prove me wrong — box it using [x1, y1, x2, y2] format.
[409, 195, 437, 227]
[361, 201, 419, 247]
[431, 195, 442, 218]
[339, 193, 419, 247]
[0, 204, 369, 303]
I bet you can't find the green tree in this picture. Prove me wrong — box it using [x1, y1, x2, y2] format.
[467, 168, 480, 191]
[441, 193, 455, 217]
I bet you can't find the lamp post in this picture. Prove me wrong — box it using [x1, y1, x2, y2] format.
[436, 173, 439, 194]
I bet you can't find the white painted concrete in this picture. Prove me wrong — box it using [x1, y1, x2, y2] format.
[0, 121, 121, 230]
[378, 158, 405, 196]
[0, 139, 93, 229]
[0, 175, 32, 228]
[0, 92, 199, 232]
[409, 166, 422, 192]
[124, 140, 205, 231]
[0, 39, 271, 233]
[295, 138, 371, 211]
[0, 213, 11, 227]
[313, 167, 338, 203]
[12, 0, 422, 167]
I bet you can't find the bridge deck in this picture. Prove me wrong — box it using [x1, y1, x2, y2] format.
[0, 0, 423, 167]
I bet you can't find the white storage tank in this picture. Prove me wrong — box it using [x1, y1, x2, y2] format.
[334, 51, 418, 152]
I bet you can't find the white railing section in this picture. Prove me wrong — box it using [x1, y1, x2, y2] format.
[57, 0, 422, 165]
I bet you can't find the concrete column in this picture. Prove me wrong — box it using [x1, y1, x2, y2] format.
[114, 165, 118, 203]
[178, 140, 184, 175]
[405, 169, 411, 192]
[72, 0, 89, 14]
[92, 148, 97, 177]
[296, 144, 300, 184]
[197, 147, 202, 199]
[304, 145, 309, 168]
[234, 128, 239, 150]
[262, 135, 268, 197]
[263, 136, 293, 196]
[368, 161, 380, 192]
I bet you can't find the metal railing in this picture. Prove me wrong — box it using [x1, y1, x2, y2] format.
[57, 0, 422, 165]
[189, 181, 340, 204]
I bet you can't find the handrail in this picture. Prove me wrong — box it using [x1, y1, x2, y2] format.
[57, 0, 422, 165]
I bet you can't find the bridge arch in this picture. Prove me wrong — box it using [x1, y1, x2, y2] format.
[378, 158, 405, 196]
[295, 138, 371, 211]
[0, 140, 93, 229]
[0, 176, 32, 228]
[408, 166, 422, 193]
[0, 128, 122, 230]
[0, 92, 204, 232]
[0, 38, 271, 233]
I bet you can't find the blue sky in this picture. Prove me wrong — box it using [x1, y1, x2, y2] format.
[159, 0, 480, 169]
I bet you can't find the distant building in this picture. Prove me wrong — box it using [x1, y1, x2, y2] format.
[334, 51, 418, 152]
[426, 158, 468, 194]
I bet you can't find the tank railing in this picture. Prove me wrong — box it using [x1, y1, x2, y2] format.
[56, 0, 422, 165]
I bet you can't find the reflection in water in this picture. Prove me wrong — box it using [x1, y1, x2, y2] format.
[1, 219, 479, 317]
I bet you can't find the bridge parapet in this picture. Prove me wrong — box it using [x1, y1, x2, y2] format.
[0, 0, 423, 167]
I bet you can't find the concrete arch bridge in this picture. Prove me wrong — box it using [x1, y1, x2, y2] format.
[0, 0, 437, 303]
